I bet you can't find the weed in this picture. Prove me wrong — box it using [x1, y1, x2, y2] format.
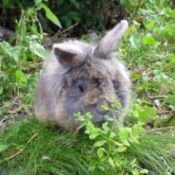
[0, 1, 175, 174]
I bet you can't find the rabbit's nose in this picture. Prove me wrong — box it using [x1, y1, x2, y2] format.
[83, 89, 100, 105]
[105, 91, 117, 102]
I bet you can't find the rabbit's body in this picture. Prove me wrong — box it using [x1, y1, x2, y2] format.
[35, 20, 131, 130]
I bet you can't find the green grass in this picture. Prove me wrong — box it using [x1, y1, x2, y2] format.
[130, 132, 175, 174]
[1, 1, 175, 175]
[0, 118, 93, 175]
[0, 117, 175, 175]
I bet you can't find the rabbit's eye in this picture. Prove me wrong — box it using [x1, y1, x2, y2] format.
[78, 85, 84, 92]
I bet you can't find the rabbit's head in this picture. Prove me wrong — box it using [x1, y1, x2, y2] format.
[35, 20, 131, 129]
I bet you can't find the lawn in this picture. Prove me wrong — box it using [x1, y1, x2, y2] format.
[0, 1, 175, 175]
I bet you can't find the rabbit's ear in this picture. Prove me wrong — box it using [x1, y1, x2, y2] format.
[94, 20, 128, 58]
[53, 43, 85, 67]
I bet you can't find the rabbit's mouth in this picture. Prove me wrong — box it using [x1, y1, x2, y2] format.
[94, 110, 117, 122]
[77, 108, 116, 124]
[64, 99, 120, 126]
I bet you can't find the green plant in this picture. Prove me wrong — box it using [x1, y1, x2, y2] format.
[0, 0, 62, 119]
[1, 1, 175, 175]
[75, 101, 175, 175]
[15, 0, 61, 40]
[0, 39, 43, 119]
[0, 100, 174, 175]
[76, 112, 146, 174]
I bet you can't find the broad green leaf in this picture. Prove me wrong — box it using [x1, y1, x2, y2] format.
[142, 36, 157, 45]
[97, 148, 105, 158]
[165, 95, 175, 106]
[140, 169, 149, 174]
[34, 0, 42, 5]
[89, 132, 99, 140]
[118, 127, 130, 146]
[86, 125, 100, 140]
[116, 146, 127, 152]
[168, 54, 175, 65]
[39, 3, 62, 28]
[16, 70, 27, 85]
[138, 107, 157, 123]
[131, 73, 142, 79]
[102, 122, 110, 132]
[109, 131, 116, 139]
[118, 127, 130, 140]
[129, 123, 143, 144]
[130, 159, 137, 166]
[94, 140, 106, 147]
[145, 21, 156, 29]
[85, 112, 93, 119]
[165, 8, 175, 19]
[74, 112, 85, 122]
[81, 34, 91, 42]
[17, 13, 27, 36]
[30, 42, 49, 60]
[84, 123, 94, 134]
[113, 141, 123, 146]
[108, 157, 115, 167]
[0, 144, 9, 152]
[131, 169, 140, 175]
[0, 42, 19, 62]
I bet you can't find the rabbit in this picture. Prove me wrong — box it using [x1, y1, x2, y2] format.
[35, 20, 131, 130]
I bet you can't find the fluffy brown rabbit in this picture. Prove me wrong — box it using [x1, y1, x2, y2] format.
[35, 20, 131, 130]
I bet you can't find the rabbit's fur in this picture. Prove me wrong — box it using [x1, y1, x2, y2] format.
[35, 20, 131, 130]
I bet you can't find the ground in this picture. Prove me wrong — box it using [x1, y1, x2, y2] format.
[0, 1, 175, 175]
